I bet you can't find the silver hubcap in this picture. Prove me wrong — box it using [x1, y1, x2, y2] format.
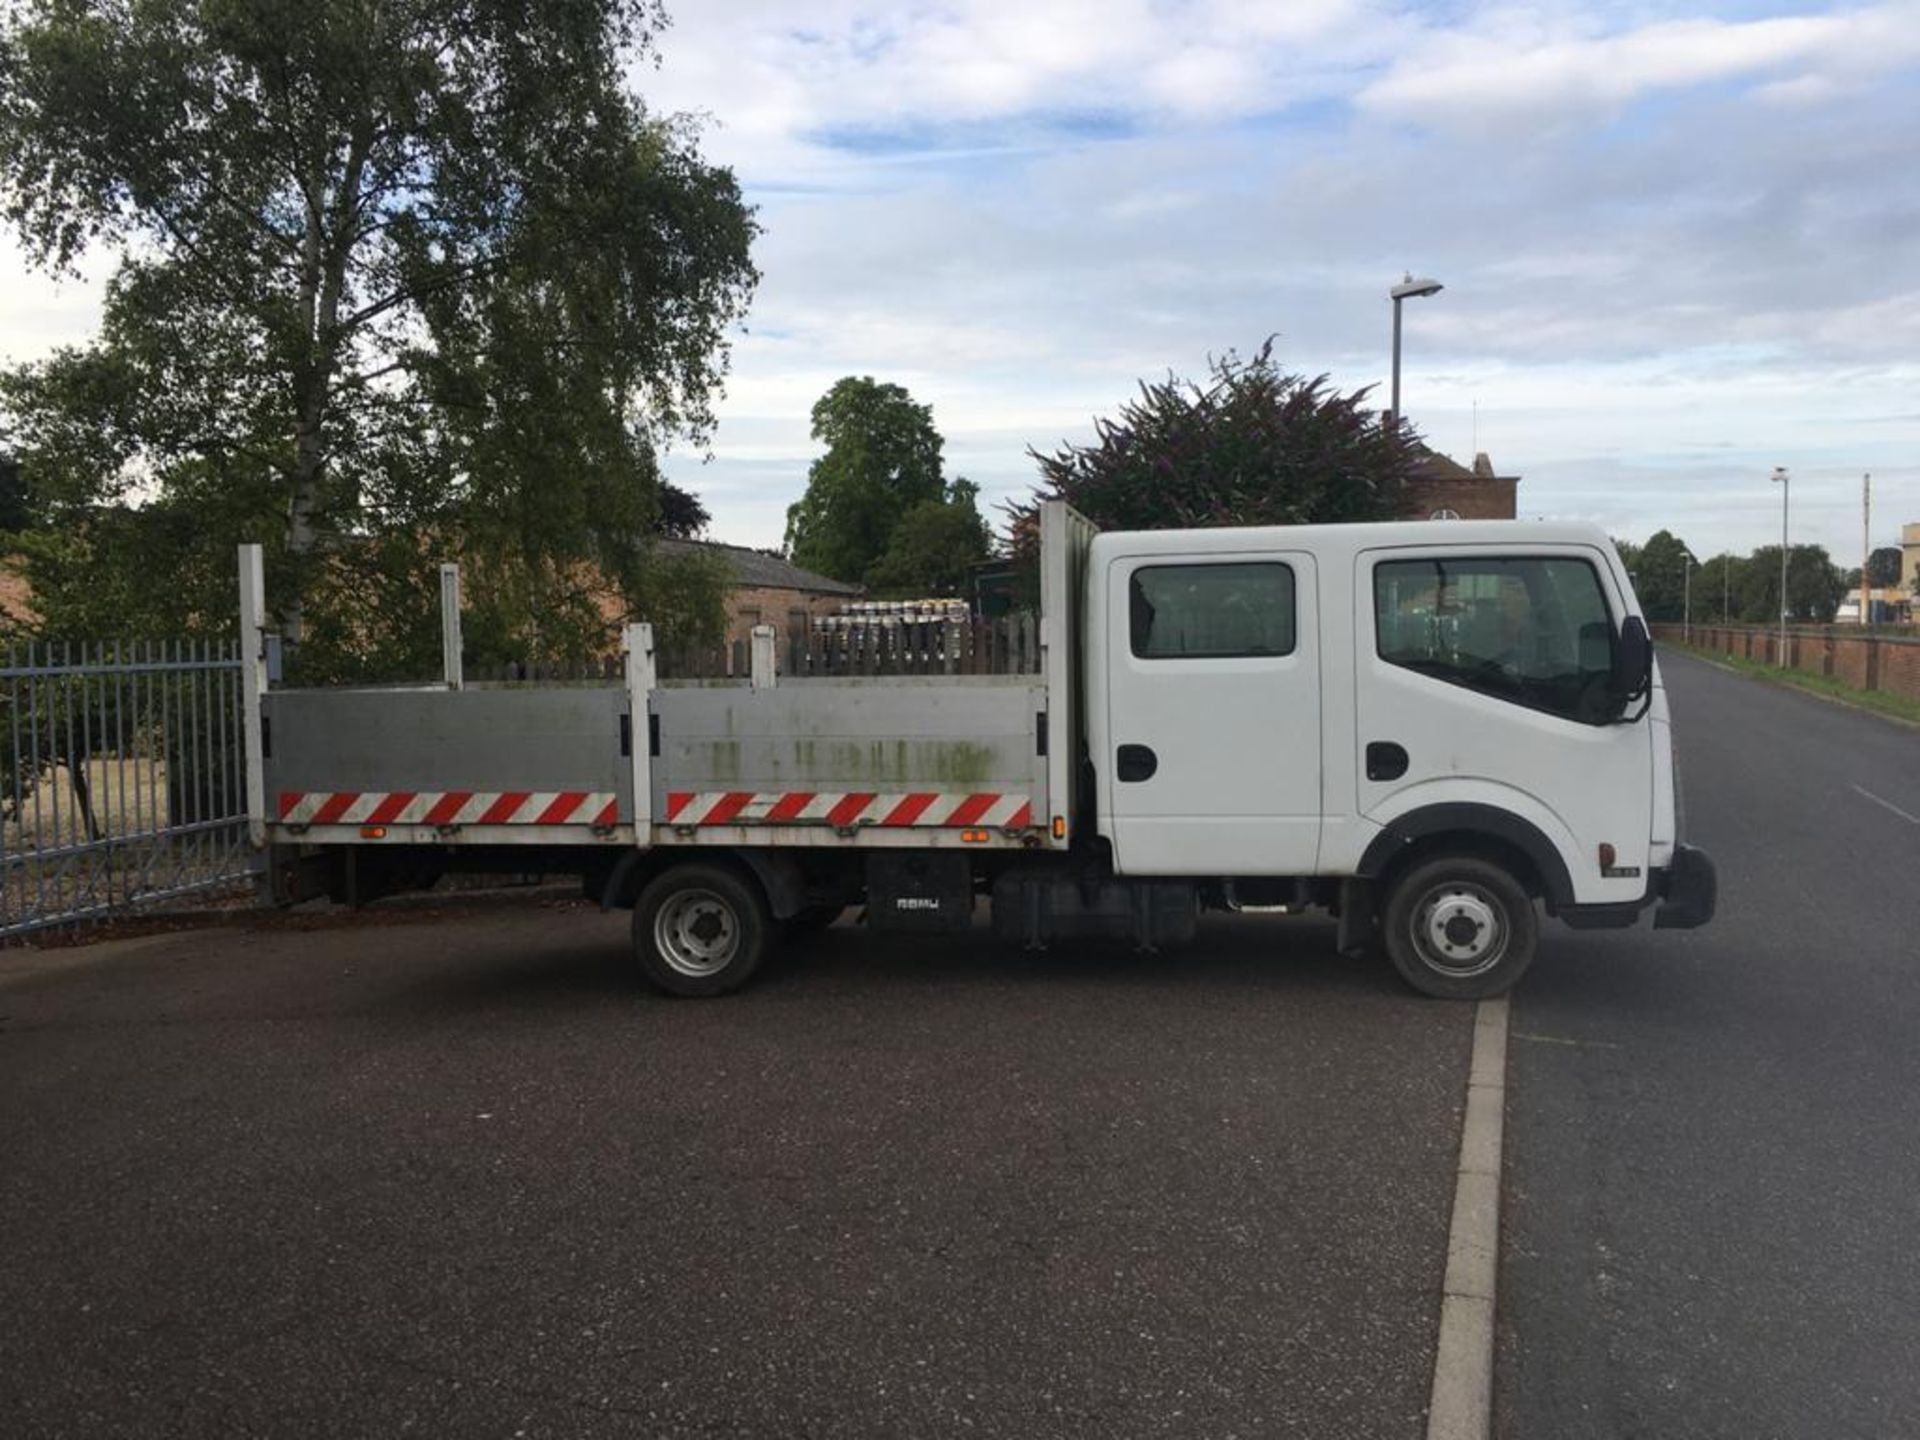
[653, 889, 740, 978]
[1412, 882, 1508, 978]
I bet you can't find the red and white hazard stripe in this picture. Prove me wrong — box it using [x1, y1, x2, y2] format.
[276, 791, 619, 827]
[663, 791, 1033, 829]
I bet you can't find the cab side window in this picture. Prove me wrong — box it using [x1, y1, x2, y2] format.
[1374, 557, 1617, 723]
[1130, 563, 1296, 659]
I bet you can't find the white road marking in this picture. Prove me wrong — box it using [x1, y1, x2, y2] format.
[1851, 784, 1920, 827]
[1426, 995, 1509, 1440]
[1513, 1030, 1621, 1051]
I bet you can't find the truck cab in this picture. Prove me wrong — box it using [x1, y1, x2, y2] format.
[1080, 520, 1712, 995]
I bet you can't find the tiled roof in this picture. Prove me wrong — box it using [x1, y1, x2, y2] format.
[656, 538, 863, 596]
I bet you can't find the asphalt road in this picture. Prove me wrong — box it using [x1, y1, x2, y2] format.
[1498, 651, 1920, 1438]
[1, 904, 1471, 1439]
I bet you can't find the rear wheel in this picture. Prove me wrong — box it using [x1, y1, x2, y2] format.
[632, 864, 771, 997]
[1381, 854, 1537, 1000]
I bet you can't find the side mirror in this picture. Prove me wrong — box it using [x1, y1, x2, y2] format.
[1609, 616, 1653, 717]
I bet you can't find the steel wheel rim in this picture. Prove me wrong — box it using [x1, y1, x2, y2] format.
[653, 889, 740, 978]
[1410, 881, 1508, 978]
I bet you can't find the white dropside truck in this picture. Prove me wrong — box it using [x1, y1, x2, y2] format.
[245, 502, 1715, 999]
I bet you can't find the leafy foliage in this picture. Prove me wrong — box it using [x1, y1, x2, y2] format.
[0, 451, 24, 531]
[1629, 541, 1846, 624]
[867, 479, 993, 597]
[1865, 546, 1902, 589]
[0, 0, 757, 675]
[1739, 544, 1847, 623]
[1014, 340, 1412, 541]
[1621, 530, 1696, 622]
[657, 481, 711, 539]
[784, 377, 946, 584]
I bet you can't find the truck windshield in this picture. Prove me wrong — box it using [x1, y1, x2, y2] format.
[1374, 556, 1618, 724]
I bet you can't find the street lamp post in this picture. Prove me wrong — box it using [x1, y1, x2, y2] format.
[1683, 552, 1695, 644]
[1389, 274, 1444, 425]
[1771, 466, 1790, 665]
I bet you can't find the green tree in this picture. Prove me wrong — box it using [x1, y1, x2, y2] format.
[1016, 341, 1411, 540]
[0, 451, 23, 531]
[1735, 545, 1845, 624]
[1695, 553, 1745, 623]
[657, 482, 711, 539]
[1865, 546, 1903, 588]
[1630, 530, 1696, 623]
[867, 479, 994, 596]
[0, 0, 757, 674]
[784, 377, 946, 584]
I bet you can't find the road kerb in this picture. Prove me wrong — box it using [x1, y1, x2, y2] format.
[1426, 995, 1510, 1440]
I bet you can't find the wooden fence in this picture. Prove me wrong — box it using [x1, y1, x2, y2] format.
[466, 614, 1045, 686]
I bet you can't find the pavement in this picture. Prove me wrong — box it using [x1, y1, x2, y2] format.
[1, 650, 1913, 1439]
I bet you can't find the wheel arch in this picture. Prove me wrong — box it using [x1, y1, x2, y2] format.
[601, 846, 806, 919]
[1356, 803, 1575, 910]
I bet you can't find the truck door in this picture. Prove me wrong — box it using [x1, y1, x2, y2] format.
[1102, 551, 1322, 876]
[1355, 546, 1654, 907]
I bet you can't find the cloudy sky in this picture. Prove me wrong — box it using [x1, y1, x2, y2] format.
[4, 0, 1918, 565]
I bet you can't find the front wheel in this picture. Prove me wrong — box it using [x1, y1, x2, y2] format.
[632, 864, 771, 997]
[1381, 854, 1537, 1000]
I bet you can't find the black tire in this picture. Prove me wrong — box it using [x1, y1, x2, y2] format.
[1381, 854, 1537, 1000]
[784, 904, 845, 942]
[632, 864, 771, 997]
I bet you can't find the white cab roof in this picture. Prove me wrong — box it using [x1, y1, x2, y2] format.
[1090, 519, 1616, 561]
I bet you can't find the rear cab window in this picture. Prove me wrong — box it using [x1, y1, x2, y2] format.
[1129, 562, 1296, 659]
[1373, 555, 1619, 724]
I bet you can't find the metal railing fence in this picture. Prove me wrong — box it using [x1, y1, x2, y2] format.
[2, 639, 256, 941]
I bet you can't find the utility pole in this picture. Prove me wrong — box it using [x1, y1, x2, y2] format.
[1772, 466, 1790, 665]
[1722, 553, 1730, 624]
[1684, 553, 1694, 644]
[1861, 472, 1872, 627]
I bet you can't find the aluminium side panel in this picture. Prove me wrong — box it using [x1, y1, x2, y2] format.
[651, 676, 1047, 849]
[262, 688, 636, 845]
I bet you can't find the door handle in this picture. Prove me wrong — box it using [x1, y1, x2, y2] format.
[1116, 744, 1158, 782]
[1366, 742, 1409, 782]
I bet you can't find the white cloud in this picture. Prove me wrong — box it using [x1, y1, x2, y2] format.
[6, 1, 1920, 565]
[1358, 2, 1920, 125]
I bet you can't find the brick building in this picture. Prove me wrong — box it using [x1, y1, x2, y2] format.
[654, 538, 862, 640]
[1403, 444, 1519, 520]
[0, 554, 33, 625]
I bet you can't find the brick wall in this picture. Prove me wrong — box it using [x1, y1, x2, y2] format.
[725, 586, 848, 642]
[1657, 623, 1920, 705]
[1404, 477, 1517, 520]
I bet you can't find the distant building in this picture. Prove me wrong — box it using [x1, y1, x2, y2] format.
[1404, 443, 1519, 521]
[653, 538, 863, 641]
[1903, 523, 1920, 595]
[1836, 588, 1912, 625]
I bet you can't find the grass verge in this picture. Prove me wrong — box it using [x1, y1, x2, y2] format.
[1666, 642, 1920, 728]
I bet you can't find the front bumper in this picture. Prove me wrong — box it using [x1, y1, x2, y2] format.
[1652, 843, 1717, 929]
[1557, 842, 1718, 931]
